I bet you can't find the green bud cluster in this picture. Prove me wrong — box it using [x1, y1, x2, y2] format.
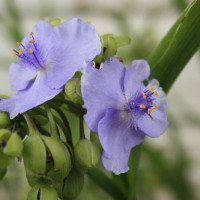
[23, 134, 72, 186]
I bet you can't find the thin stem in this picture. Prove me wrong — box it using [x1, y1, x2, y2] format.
[44, 104, 59, 139]
[23, 113, 39, 135]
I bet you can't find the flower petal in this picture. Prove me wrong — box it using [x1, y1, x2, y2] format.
[10, 63, 38, 91]
[82, 57, 126, 132]
[98, 109, 145, 174]
[45, 18, 101, 89]
[0, 72, 62, 119]
[124, 60, 150, 101]
[136, 109, 168, 138]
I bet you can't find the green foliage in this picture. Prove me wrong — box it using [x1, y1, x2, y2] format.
[149, 0, 200, 92]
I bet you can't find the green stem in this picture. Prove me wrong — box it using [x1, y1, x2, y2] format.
[44, 104, 59, 139]
[23, 113, 39, 135]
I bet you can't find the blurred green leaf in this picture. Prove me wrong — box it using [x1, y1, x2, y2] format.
[149, 0, 200, 93]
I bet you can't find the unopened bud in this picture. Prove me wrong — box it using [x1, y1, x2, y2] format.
[90, 132, 103, 151]
[50, 18, 61, 26]
[94, 34, 131, 63]
[65, 72, 83, 105]
[27, 185, 58, 200]
[0, 150, 13, 170]
[42, 135, 72, 182]
[23, 134, 46, 175]
[4, 133, 23, 157]
[0, 129, 11, 143]
[0, 112, 10, 128]
[74, 139, 101, 171]
[62, 168, 84, 200]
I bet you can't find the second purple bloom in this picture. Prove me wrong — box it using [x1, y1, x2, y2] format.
[82, 57, 168, 174]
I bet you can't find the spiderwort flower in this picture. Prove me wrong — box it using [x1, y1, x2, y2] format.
[82, 57, 168, 174]
[0, 18, 101, 118]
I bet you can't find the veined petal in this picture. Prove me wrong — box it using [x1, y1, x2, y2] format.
[98, 109, 145, 175]
[124, 60, 150, 101]
[136, 109, 168, 138]
[82, 57, 126, 132]
[0, 73, 62, 119]
[45, 18, 101, 89]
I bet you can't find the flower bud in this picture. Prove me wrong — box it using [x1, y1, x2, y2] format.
[94, 34, 131, 63]
[0, 129, 13, 169]
[50, 18, 61, 26]
[42, 135, 72, 182]
[23, 134, 46, 175]
[0, 150, 13, 170]
[3, 133, 23, 157]
[0, 112, 10, 128]
[62, 168, 84, 200]
[0, 168, 7, 181]
[0, 129, 11, 142]
[74, 139, 101, 171]
[27, 185, 58, 200]
[65, 72, 83, 105]
[90, 132, 103, 151]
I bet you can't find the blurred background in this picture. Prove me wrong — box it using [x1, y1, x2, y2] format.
[0, 0, 200, 199]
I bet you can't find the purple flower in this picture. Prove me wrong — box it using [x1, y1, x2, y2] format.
[0, 18, 101, 119]
[82, 57, 168, 174]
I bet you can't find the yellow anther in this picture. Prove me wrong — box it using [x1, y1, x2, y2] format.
[147, 108, 153, 115]
[17, 42, 21, 46]
[140, 104, 146, 109]
[149, 86, 154, 93]
[19, 49, 23, 55]
[29, 39, 35, 44]
[153, 104, 159, 109]
[30, 32, 33, 35]
[154, 91, 158, 95]
[142, 92, 147, 99]
[12, 53, 16, 58]
[29, 48, 33, 54]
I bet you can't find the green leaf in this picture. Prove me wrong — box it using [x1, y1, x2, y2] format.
[149, 0, 200, 93]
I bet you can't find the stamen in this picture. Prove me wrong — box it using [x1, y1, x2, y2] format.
[147, 108, 153, 114]
[140, 104, 146, 109]
[142, 92, 147, 99]
[149, 86, 154, 93]
[17, 42, 21, 46]
[29, 40, 35, 44]
[19, 49, 23, 55]
[153, 105, 159, 109]
[29, 48, 33, 54]
[30, 32, 33, 36]
[154, 91, 158, 95]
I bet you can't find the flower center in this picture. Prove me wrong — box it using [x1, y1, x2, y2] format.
[128, 86, 159, 119]
[13, 32, 43, 69]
